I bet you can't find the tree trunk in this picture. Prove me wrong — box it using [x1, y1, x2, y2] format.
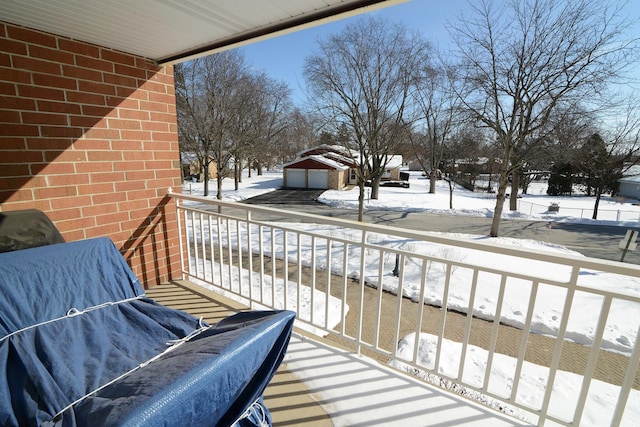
[216, 174, 223, 200]
[234, 161, 239, 191]
[509, 170, 519, 211]
[203, 163, 210, 197]
[447, 178, 454, 209]
[357, 183, 365, 222]
[592, 185, 603, 219]
[370, 176, 381, 200]
[490, 172, 510, 237]
[429, 171, 437, 194]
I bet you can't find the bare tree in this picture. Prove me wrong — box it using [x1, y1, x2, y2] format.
[449, 0, 637, 236]
[580, 98, 640, 218]
[175, 51, 249, 198]
[304, 16, 429, 221]
[410, 58, 460, 194]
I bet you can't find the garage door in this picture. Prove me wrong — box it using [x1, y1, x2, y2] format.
[308, 169, 329, 189]
[286, 169, 306, 188]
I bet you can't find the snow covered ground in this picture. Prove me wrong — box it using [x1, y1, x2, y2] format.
[180, 170, 640, 426]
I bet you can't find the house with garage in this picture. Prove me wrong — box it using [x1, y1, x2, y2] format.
[283, 155, 349, 189]
[618, 175, 640, 200]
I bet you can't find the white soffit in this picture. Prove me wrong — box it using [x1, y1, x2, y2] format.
[0, 0, 405, 64]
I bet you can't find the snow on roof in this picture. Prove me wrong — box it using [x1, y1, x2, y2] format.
[296, 144, 357, 158]
[283, 155, 349, 170]
[619, 175, 640, 183]
[385, 155, 403, 169]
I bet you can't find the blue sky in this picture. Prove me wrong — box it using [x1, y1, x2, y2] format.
[238, 0, 640, 105]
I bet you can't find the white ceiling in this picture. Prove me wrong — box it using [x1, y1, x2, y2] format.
[0, 0, 404, 64]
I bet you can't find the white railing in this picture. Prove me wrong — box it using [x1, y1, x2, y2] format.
[169, 191, 640, 427]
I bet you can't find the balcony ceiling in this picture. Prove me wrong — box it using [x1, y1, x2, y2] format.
[0, 0, 403, 64]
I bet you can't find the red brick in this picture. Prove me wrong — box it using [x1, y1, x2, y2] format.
[115, 160, 145, 171]
[111, 140, 143, 151]
[139, 100, 168, 113]
[66, 90, 106, 105]
[0, 82, 16, 96]
[29, 45, 74, 64]
[0, 68, 31, 84]
[37, 99, 81, 114]
[142, 121, 169, 132]
[47, 173, 90, 186]
[119, 109, 149, 121]
[115, 180, 146, 192]
[120, 129, 151, 140]
[13, 56, 61, 75]
[83, 128, 120, 140]
[81, 104, 113, 117]
[73, 138, 111, 150]
[107, 118, 140, 130]
[35, 186, 78, 199]
[87, 150, 123, 162]
[117, 86, 147, 100]
[114, 63, 147, 79]
[50, 195, 92, 210]
[75, 162, 113, 173]
[46, 207, 81, 222]
[62, 64, 102, 82]
[90, 171, 125, 184]
[8, 26, 57, 48]
[56, 216, 96, 233]
[0, 137, 25, 149]
[69, 115, 106, 128]
[103, 73, 137, 88]
[123, 151, 154, 161]
[147, 91, 174, 105]
[33, 73, 77, 90]
[43, 149, 86, 163]
[0, 38, 27, 55]
[96, 211, 129, 226]
[62, 229, 86, 241]
[82, 203, 118, 217]
[85, 223, 121, 238]
[101, 49, 136, 66]
[75, 55, 113, 73]
[21, 111, 68, 125]
[78, 80, 116, 96]
[77, 182, 114, 196]
[40, 126, 81, 138]
[0, 123, 40, 136]
[26, 138, 73, 150]
[58, 39, 100, 57]
[29, 162, 76, 178]
[18, 85, 66, 101]
[0, 110, 20, 123]
[2, 163, 31, 177]
[125, 170, 154, 181]
[92, 191, 126, 205]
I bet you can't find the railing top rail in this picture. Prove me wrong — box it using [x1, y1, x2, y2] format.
[168, 190, 640, 277]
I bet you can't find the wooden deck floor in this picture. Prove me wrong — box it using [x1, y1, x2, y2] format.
[145, 280, 332, 426]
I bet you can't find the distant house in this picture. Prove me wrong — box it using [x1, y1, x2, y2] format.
[181, 152, 217, 181]
[618, 175, 640, 200]
[283, 155, 349, 189]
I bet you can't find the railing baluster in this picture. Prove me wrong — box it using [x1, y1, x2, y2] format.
[484, 274, 507, 393]
[611, 322, 640, 426]
[325, 238, 332, 329]
[235, 219, 243, 294]
[538, 269, 578, 425]
[374, 247, 385, 351]
[258, 225, 264, 304]
[283, 230, 288, 311]
[573, 295, 612, 425]
[271, 227, 276, 309]
[247, 214, 253, 301]
[458, 269, 479, 381]
[310, 235, 317, 325]
[392, 254, 405, 356]
[510, 280, 540, 404]
[435, 263, 453, 373]
[412, 259, 429, 364]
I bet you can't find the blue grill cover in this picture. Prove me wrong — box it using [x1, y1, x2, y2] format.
[0, 238, 294, 426]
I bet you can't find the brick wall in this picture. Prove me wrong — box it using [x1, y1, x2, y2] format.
[0, 22, 182, 287]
